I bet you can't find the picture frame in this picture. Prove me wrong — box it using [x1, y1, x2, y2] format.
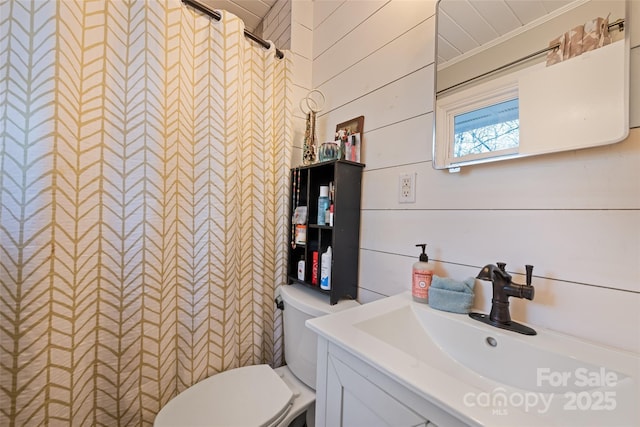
[335, 116, 364, 163]
[335, 116, 364, 136]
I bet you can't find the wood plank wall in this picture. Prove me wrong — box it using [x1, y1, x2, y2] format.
[305, 0, 639, 353]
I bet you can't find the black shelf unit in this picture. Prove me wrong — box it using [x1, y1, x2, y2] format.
[288, 160, 364, 305]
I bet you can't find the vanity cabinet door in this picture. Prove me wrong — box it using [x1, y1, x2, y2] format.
[326, 354, 429, 427]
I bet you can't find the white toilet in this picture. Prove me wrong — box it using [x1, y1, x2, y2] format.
[154, 283, 359, 427]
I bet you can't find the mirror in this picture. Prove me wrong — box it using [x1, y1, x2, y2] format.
[433, 0, 629, 170]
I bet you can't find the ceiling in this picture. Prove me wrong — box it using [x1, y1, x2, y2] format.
[192, 0, 583, 61]
[437, 0, 578, 66]
[197, 0, 277, 33]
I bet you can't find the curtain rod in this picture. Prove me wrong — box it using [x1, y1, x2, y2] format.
[181, 0, 284, 59]
[437, 18, 625, 96]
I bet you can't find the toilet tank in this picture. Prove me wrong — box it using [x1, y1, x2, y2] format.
[278, 284, 359, 389]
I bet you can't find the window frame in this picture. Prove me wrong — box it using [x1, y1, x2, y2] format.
[435, 74, 521, 170]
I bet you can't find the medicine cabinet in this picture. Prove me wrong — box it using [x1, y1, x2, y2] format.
[288, 160, 364, 305]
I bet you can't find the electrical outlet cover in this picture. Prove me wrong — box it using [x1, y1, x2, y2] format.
[398, 173, 415, 203]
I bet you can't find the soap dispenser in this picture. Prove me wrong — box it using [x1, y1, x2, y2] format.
[412, 244, 434, 303]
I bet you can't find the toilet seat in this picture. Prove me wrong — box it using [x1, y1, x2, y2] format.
[154, 364, 294, 427]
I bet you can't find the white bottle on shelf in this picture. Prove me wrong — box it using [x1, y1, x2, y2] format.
[320, 246, 332, 290]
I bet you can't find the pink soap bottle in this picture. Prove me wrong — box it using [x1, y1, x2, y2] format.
[412, 244, 434, 303]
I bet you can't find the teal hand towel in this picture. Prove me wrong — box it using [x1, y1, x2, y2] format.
[428, 275, 475, 314]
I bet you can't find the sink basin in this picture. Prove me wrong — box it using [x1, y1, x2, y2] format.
[355, 303, 631, 393]
[308, 291, 640, 426]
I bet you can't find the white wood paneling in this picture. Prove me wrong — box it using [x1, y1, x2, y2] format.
[632, 0, 640, 47]
[317, 18, 435, 113]
[441, 0, 498, 46]
[313, 0, 343, 30]
[632, 47, 640, 128]
[290, 21, 311, 54]
[313, 0, 386, 61]
[469, 0, 522, 37]
[314, 1, 436, 88]
[293, 90, 311, 122]
[316, 66, 434, 142]
[436, 34, 462, 64]
[509, 276, 640, 353]
[358, 249, 486, 300]
[292, 0, 312, 29]
[357, 250, 640, 353]
[358, 250, 413, 297]
[261, 0, 291, 48]
[309, 0, 640, 352]
[361, 209, 640, 292]
[438, 0, 576, 66]
[436, 8, 482, 60]
[438, 1, 626, 92]
[288, 0, 313, 168]
[363, 129, 640, 210]
[507, 0, 548, 25]
[361, 113, 433, 170]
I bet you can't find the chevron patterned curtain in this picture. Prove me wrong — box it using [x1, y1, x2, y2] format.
[0, 0, 292, 425]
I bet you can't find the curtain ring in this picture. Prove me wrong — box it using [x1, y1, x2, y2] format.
[299, 89, 325, 114]
[299, 98, 311, 115]
[305, 89, 325, 113]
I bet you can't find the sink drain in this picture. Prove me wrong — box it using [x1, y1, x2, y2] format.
[485, 336, 498, 347]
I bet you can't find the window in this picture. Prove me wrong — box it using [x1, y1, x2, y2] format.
[453, 98, 519, 158]
[434, 74, 520, 170]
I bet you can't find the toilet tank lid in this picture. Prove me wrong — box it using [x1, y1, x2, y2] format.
[278, 284, 359, 317]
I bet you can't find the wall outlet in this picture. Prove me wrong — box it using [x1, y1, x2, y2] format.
[398, 173, 415, 203]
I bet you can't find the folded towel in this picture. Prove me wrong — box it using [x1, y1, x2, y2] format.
[428, 275, 475, 314]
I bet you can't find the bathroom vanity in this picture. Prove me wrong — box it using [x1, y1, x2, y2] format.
[314, 335, 465, 427]
[306, 292, 640, 427]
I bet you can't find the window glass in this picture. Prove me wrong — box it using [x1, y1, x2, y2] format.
[453, 99, 519, 158]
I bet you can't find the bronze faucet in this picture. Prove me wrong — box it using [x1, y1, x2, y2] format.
[470, 263, 536, 335]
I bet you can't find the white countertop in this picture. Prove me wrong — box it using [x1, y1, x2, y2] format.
[306, 291, 640, 427]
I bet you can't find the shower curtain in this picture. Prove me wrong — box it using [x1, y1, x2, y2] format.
[0, 0, 292, 425]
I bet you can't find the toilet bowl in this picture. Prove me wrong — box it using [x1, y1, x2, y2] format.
[153, 283, 359, 427]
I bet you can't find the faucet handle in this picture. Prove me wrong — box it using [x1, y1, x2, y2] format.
[497, 262, 507, 271]
[525, 264, 534, 286]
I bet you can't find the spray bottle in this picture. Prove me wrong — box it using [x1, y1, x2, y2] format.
[412, 244, 434, 303]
